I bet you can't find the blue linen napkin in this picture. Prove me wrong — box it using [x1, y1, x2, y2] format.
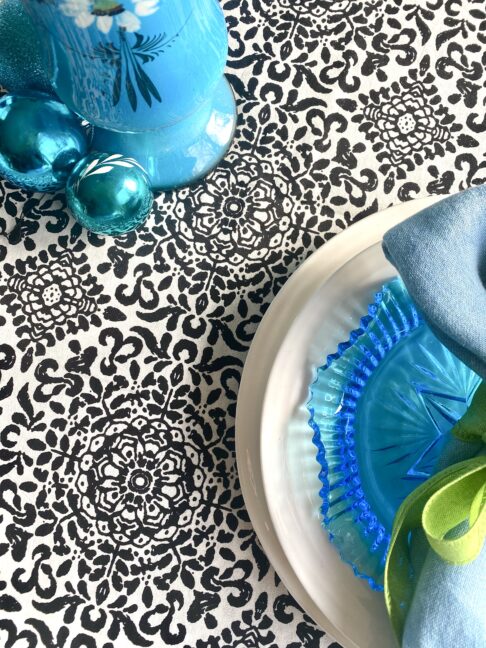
[382, 184, 486, 381]
[402, 530, 486, 648]
[382, 184, 486, 647]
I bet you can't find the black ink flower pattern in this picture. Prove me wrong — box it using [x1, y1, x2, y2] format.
[355, 64, 463, 174]
[362, 83, 451, 165]
[0, 0, 485, 646]
[77, 416, 204, 546]
[169, 153, 293, 262]
[0, 244, 108, 357]
[15, 260, 88, 330]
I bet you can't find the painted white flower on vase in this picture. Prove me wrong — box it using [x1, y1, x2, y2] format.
[60, 0, 159, 34]
[132, 0, 159, 17]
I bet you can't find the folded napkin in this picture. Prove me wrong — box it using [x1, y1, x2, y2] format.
[382, 184, 486, 381]
[402, 514, 486, 648]
[386, 427, 486, 648]
[381, 184, 486, 648]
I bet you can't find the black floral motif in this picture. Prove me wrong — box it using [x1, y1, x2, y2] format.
[77, 416, 204, 546]
[167, 153, 293, 262]
[13, 259, 89, 328]
[363, 83, 450, 163]
[0, 242, 109, 358]
[355, 63, 462, 173]
[0, 0, 485, 646]
[442, 0, 486, 46]
[263, 0, 384, 83]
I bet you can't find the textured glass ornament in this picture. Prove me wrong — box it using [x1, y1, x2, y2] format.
[0, 93, 88, 191]
[308, 278, 481, 591]
[0, 0, 51, 94]
[66, 153, 153, 235]
[22, 0, 237, 190]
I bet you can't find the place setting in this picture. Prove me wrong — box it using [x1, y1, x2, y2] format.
[237, 188, 486, 648]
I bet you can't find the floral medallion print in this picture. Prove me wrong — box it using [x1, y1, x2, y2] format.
[77, 415, 205, 547]
[1, 0, 485, 647]
[0, 242, 108, 359]
[168, 153, 293, 263]
[355, 66, 461, 173]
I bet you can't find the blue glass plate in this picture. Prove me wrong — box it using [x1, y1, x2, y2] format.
[308, 278, 480, 590]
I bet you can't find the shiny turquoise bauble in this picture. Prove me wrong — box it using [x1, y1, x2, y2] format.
[0, 93, 88, 191]
[66, 153, 153, 236]
[0, 0, 51, 94]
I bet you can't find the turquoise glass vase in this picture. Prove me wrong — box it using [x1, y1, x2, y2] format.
[22, 0, 237, 190]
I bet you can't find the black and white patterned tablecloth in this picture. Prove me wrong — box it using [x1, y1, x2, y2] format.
[0, 1, 485, 647]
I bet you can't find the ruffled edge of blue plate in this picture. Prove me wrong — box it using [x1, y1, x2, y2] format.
[307, 278, 422, 591]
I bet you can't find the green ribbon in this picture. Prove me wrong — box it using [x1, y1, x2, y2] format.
[384, 382, 486, 644]
[453, 380, 486, 444]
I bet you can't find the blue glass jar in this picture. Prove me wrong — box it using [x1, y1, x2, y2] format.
[22, 0, 237, 189]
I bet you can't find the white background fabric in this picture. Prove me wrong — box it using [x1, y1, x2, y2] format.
[0, 1, 485, 646]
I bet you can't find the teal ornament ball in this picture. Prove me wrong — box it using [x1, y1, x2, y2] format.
[66, 153, 153, 236]
[0, 93, 88, 191]
[0, 0, 51, 94]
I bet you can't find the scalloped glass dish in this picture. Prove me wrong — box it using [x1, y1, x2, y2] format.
[308, 278, 480, 591]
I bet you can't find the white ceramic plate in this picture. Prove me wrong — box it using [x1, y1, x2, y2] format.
[262, 241, 397, 648]
[235, 196, 442, 648]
